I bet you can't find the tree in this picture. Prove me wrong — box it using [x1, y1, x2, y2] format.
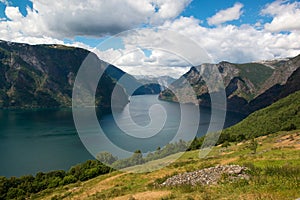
[96, 152, 118, 165]
[60, 175, 77, 185]
[6, 188, 25, 199]
[249, 138, 258, 154]
[130, 150, 144, 165]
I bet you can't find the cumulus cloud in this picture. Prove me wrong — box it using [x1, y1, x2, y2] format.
[1, 0, 300, 78]
[93, 9, 300, 77]
[94, 28, 211, 78]
[207, 2, 244, 26]
[5, 6, 23, 21]
[162, 16, 300, 63]
[262, 0, 300, 32]
[0, 0, 191, 42]
[95, 47, 192, 78]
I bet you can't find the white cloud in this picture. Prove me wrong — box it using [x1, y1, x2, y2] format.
[262, 0, 300, 32]
[0, 0, 191, 41]
[0, 0, 300, 78]
[93, 27, 215, 77]
[150, 0, 192, 24]
[93, 11, 300, 77]
[0, 0, 9, 6]
[94, 47, 192, 78]
[5, 6, 23, 21]
[207, 2, 244, 26]
[162, 16, 300, 63]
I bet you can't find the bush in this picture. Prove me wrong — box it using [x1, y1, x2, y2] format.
[48, 177, 62, 188]
[6, 188, 25, 199]
[249, 138, 258, 154]
[0, 160, 113, 199]
[281, 123, 297, 131]
[60, 175, 77, 185]
[221, 141, 230, 148]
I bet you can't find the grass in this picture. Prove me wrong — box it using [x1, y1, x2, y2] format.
[35, 130, 300, 200]
[220, 91, 300, 143]
[234, 63, 274, 89]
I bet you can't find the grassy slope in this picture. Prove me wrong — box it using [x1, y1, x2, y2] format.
[234, 63, 274, 89]
[221, 90, 300, 141]
[36, 130, 300, 200]
[33, 92, 300, 200]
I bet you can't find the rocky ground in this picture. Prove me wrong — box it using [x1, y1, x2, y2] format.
[161, 165, 249, 186]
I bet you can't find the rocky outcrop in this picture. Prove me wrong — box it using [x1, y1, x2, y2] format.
[159, 54, 300, 115]
[161, 165, 249, 186]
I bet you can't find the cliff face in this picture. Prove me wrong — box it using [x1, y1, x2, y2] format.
[0, 40, 128, 110]
[159, 54, 300, 114]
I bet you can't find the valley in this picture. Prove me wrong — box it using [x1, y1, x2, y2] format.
[0, 40, 299, 200]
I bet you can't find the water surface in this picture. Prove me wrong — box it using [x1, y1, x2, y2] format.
[0, 95, 244, 177]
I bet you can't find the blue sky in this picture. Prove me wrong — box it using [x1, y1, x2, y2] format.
[0, 0, 299, 77]
[183, 0, 274, 25]
[0, 0, 281, 46]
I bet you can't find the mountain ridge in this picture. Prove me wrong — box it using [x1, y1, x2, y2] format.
[0, 40, 129, 111]
[159, 54, 300, 114]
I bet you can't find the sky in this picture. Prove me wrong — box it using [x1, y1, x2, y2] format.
[0, 0, 300, 77]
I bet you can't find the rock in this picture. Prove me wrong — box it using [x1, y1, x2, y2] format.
[161, 165, 249, 187]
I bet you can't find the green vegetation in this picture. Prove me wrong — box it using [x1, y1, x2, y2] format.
[234, 63, 274, 89]
[248, 138, 258, 154]
[219, 90, 300, 143]
[97, 140, 189, 169]
[32, 130, 300, 200]
[1, 87, 300, 199]
[0, 160, 112, 200]
[0, 41, 129, 109]
[10, 89, 296, 197]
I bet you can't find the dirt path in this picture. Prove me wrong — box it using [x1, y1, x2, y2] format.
[113, 191, 171, 200]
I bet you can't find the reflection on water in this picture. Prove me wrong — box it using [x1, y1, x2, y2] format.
[0, 95, 244, 177]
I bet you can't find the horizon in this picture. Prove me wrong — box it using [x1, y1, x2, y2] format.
[0, 0, 300, 77]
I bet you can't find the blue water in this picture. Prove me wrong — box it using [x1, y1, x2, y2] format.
[0, 95, 244, 177]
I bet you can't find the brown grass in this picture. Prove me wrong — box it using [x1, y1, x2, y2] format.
[70, 173, 128, 200]
[113, 191, 171, 200]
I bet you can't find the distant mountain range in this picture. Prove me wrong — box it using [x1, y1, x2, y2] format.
[159, 54, 300, 115]
[135, 75, 176, 87]
[104, 66, 162, 96]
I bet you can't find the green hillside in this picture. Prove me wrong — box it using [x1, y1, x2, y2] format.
[0, 40, 129, 109]
[1, 91, 300, 199]
[234, 63, 274, 89]
[21, 130, 300, 200]
[219, 90, 300, 143]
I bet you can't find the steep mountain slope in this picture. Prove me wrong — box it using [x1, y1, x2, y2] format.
[219, 90, 300, 143]
[159, 54, 300, 114]
[0, 40, 128, 110]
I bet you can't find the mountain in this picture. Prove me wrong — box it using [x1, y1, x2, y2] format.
[219, 90, 300, 143]
[135, 75, 176, 87]
[0, 40, 128, 110]
[159, 54, 300, 114]
[104, 66, 162, 96]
